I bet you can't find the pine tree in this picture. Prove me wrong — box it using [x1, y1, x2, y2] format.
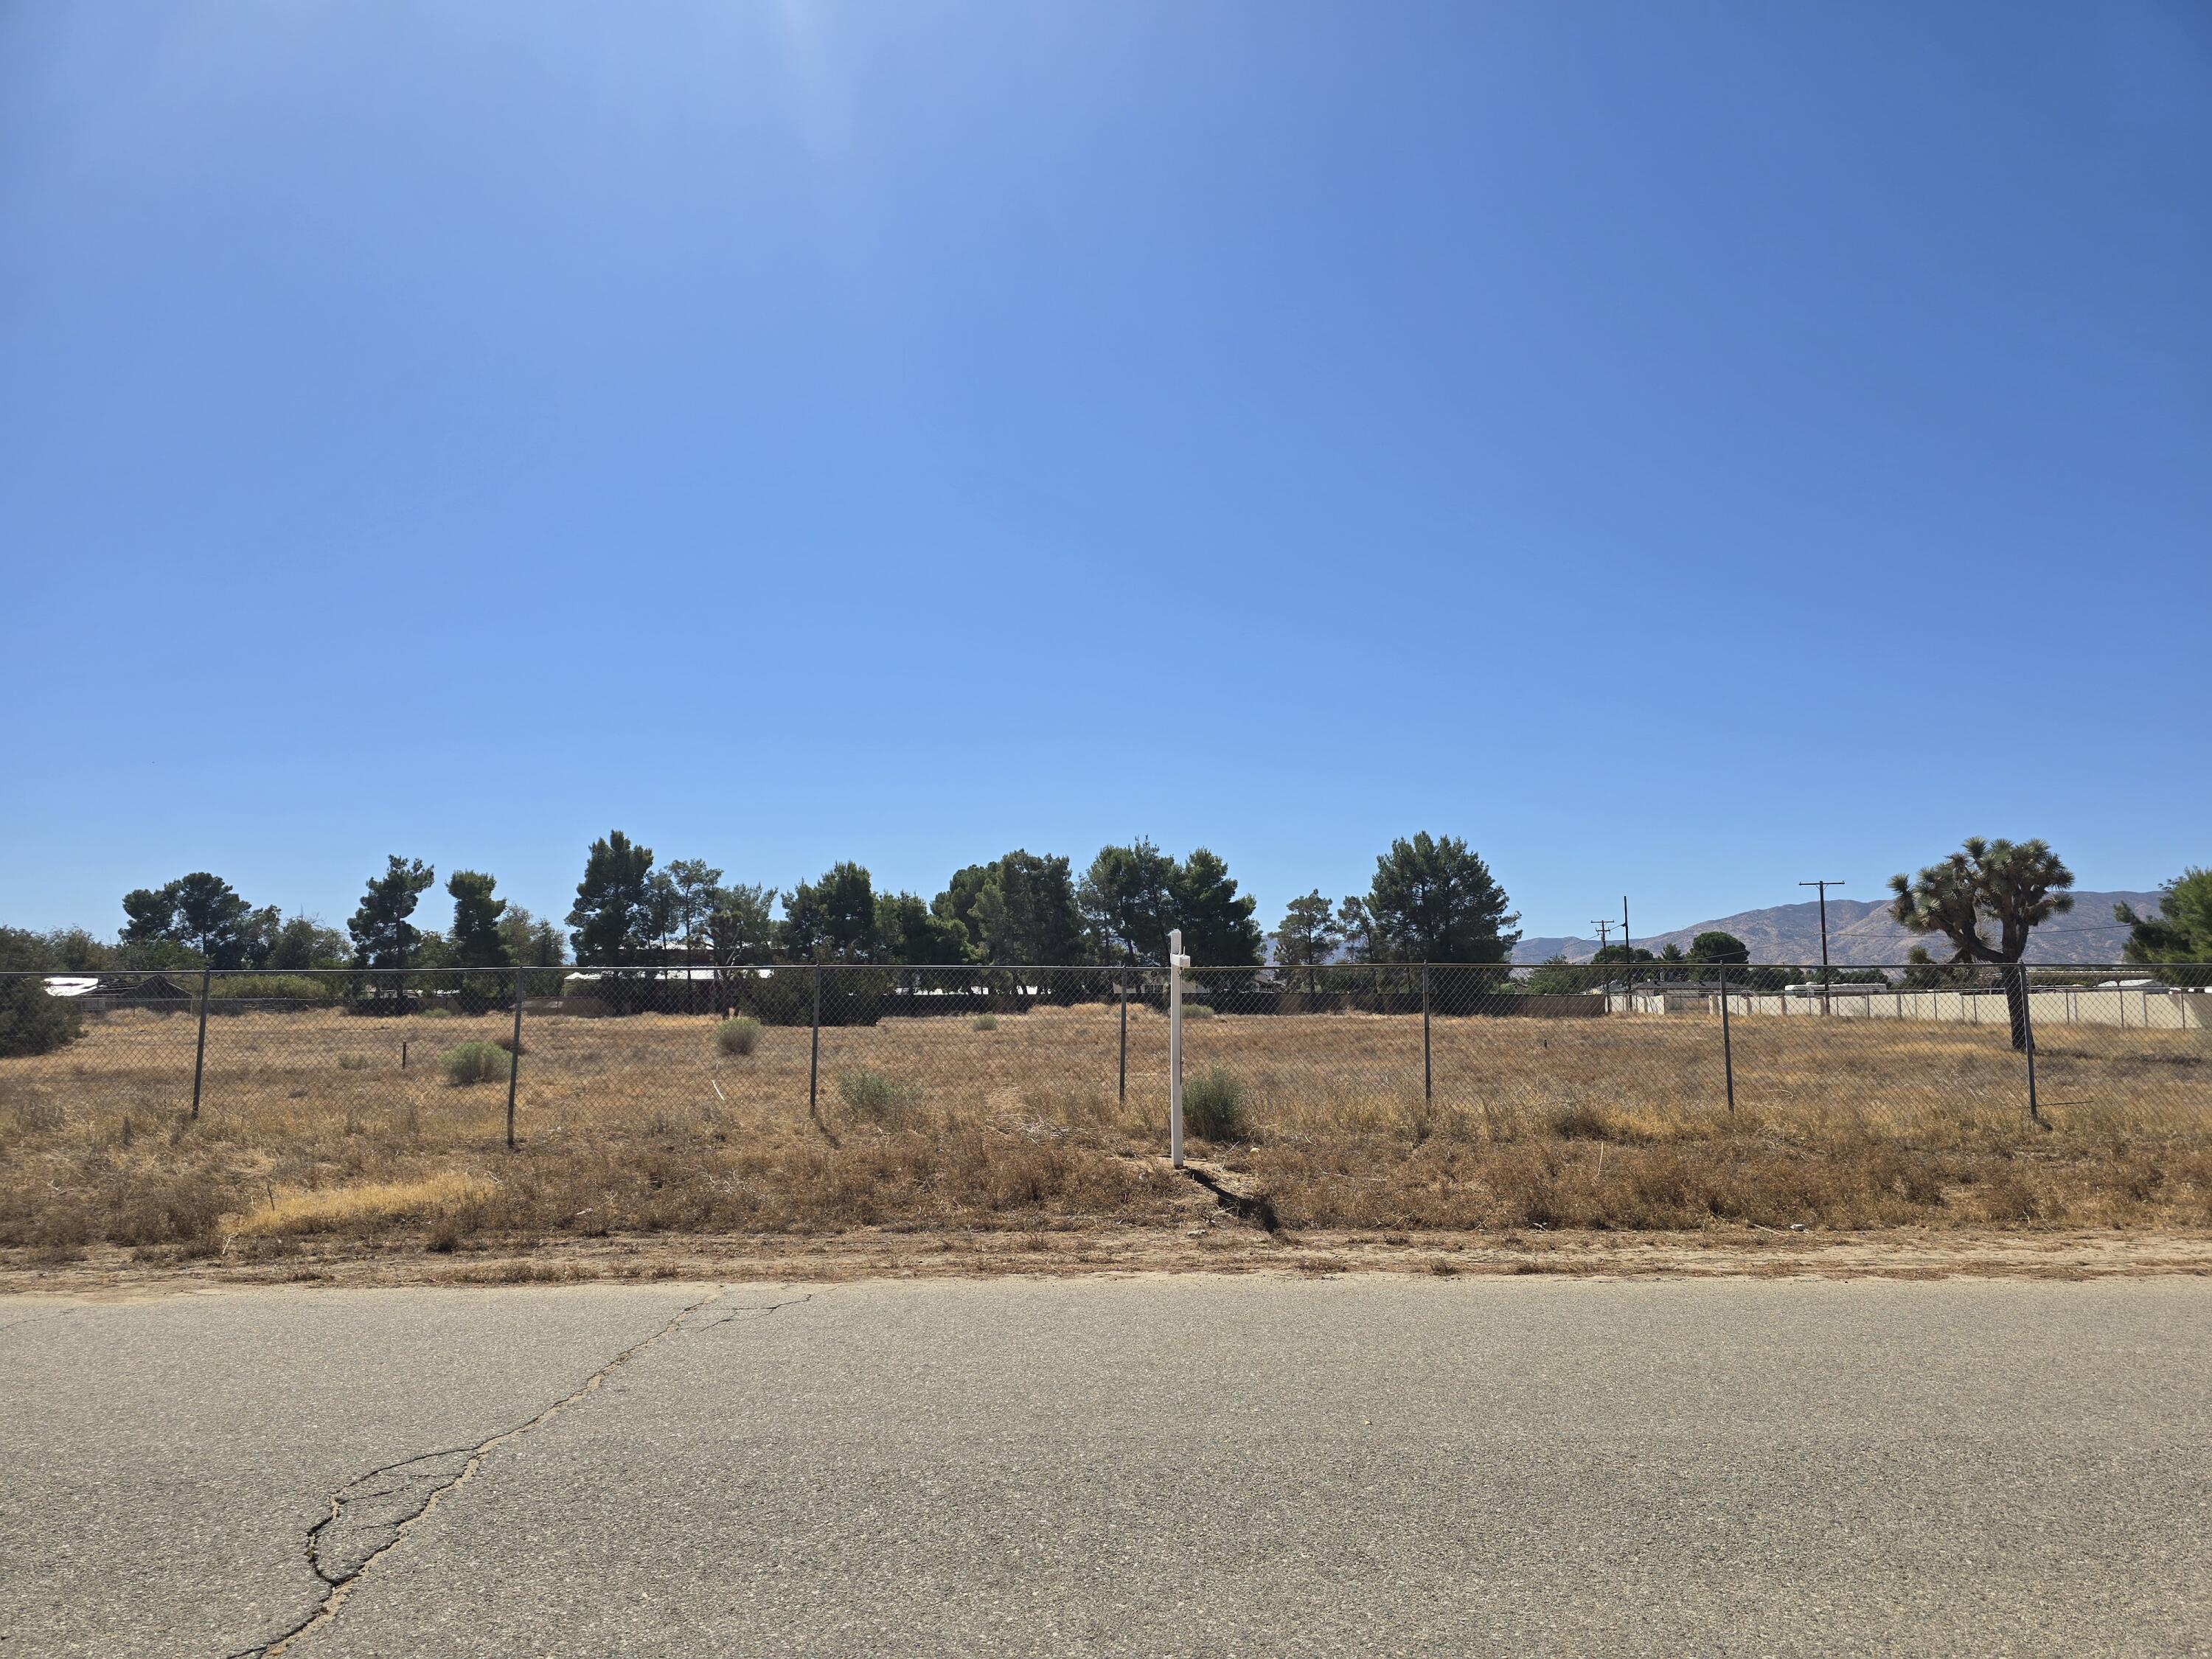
[1172, 848, 1263, 967]
[567, 832, 655, 964]
[1360, 834, 1520, 963]
[349, 857, 437, 972]
[448, 871, 513, 970]
[1270, 891, 1343, 990]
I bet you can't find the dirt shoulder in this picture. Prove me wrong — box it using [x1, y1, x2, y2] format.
[6, 1225, 2210, 1300]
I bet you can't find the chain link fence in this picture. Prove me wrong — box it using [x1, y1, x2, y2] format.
[5, 961, 2208, 1138]
[8, 959, 2212, 1250]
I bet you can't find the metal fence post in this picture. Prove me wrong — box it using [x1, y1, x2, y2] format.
[1719, 961, 1735, 1113]
[808, 964, 822, 1118]
[2019, 963, 2042, 1127]
[1421, 963, 1433, 1102]
[189, 964, 212, 1120]
[505, 964, 525, 1151]
[1117, 972, 1128, 1106]
[1168, 929, 1186, 1169]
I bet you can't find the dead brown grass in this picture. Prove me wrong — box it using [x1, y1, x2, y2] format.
[226, 1172, 498, 1238]
[1, 1004, 2207, 1256]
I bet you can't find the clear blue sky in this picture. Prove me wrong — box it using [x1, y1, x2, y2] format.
[3, 1, 2207, 945]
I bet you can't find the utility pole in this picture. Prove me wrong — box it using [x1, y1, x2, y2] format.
[1591, 919, 1618, 1009]
[1621, 897, 1632, 959]
[1799, 879, 1846, 1015]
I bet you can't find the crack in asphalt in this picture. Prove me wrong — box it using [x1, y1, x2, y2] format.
[701, 1290, 815, 1327]
[224, 1284, 746, 1658]
[0, 1306, 76, 1338]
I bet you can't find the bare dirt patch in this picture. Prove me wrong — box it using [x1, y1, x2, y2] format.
[5, 1225, 2210, 1301]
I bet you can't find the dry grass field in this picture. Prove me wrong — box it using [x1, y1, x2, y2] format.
[3, 1003, 2209, 1262]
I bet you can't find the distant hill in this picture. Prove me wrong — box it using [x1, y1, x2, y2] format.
[1510, 892, 2160, 967]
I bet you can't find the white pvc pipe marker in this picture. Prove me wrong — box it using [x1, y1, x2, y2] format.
[1168, 927, 1188, 1168]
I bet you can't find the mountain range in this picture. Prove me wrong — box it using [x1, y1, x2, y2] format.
[1511, 892, 2161, 967]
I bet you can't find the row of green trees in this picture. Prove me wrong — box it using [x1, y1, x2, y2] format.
[550, 829, 1522, 970]
[1267, 834, 1520, 969]
[558, 835, 1278, 968]
[0, 865, 562, 976]
[267, 831, 1506, 973]
[9, 835, 2202, 990]
[4, 830, 1504, 978]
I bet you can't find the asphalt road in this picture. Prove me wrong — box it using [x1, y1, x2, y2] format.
[5, 1276, 2209, 1658]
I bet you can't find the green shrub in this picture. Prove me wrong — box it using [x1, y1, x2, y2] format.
[1180, 1001, 1214, 1020]
[1182, 1067, 1248, 1141]
[715, 1016, 763, 1056]
[972, 1013, 998, 1032]
[0, 977, 81, 1058]
[836, 1065, 919, 1123]
[417, 1006, 457, 1020]
[441, 1041, 508, 1086]
[337, 1054, 371, 1072]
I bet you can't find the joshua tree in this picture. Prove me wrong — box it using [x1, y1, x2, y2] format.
[1888, 837, 2073, 1050]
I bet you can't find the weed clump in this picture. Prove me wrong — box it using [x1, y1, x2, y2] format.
[336, 1054, 371, 1072]
[973, 1013, 999, 1032]
[1183, 1067, 1248, 1141]
[837, 1065, 920, 1124]
[1550, 1102, 1615, 1141]
[228, 1172, 497, 1239]
[13, 1097, 66, 1133]
[715, 1016, 763, 1057]
[441, 1041, 508, 1086]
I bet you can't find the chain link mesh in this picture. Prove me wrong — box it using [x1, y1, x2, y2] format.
[4, 963, 2208, 1131]
[4, 961, 2208, 1247]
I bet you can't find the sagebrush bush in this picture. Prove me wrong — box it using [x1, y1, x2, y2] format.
[837, 1065, 919, 1123]
[337, 1054, 371, 1071]
[0, 976, 81, 1058]
[1180, 1002, 1214, 1020]
[972, 1013, 998, 1032]
[1183, 1066, 1248, 1141]
[441, 1041, 508, 1086]
[715, 1016, 763, 1057]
